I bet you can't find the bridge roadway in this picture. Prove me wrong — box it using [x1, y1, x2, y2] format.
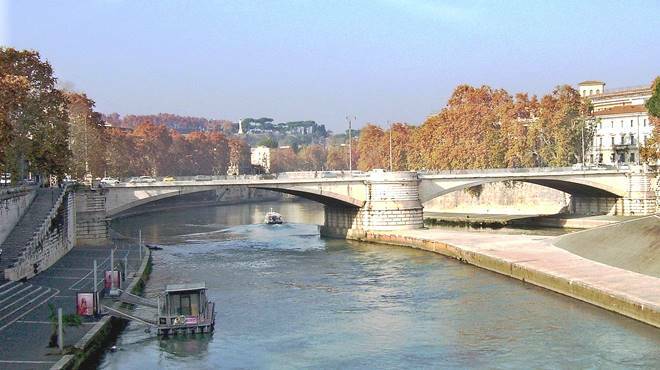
[87, 166, 657, 240]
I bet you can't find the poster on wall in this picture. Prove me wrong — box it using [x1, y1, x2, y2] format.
[104, 270, 121, 289]
[76, 292, 96, 316]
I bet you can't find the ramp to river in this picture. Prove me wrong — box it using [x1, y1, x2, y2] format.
[554, 215, 660, 278]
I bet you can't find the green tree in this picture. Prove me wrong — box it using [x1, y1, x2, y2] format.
[65, 92, 107, 178]
[257, 136, 278, 148]
[641, 77, 660, 163]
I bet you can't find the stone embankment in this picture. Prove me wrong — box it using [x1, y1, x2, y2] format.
[1, 187, 66, 278]
[363, 225, 660, 328]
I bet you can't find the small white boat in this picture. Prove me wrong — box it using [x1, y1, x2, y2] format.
[264, 208, 283, 224]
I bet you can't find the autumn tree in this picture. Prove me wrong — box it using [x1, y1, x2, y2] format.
[168, 131, 194, 175]
[132, 122, 172, 176]
[527, 85, 591, 166]
[0, 48, 70, 179]
[65, 92, 107, 178]
[356, 124, 387, 171]
[228, 137, 251, 173]
[271, 147, 298, 172]
[410, 85, 509, 170]
[106, 128, 138, 178]
[208, 131, 229, 175]
[325, 145, 348, 170]
[298, 144, 326, 171]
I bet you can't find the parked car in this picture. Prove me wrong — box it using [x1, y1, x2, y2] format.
[128, 177, 140, 183]
[139, 176, 157, 183]
[194, 175, 212, 181]
[163, 176, 176, 182]
[100, 177, 120, 185]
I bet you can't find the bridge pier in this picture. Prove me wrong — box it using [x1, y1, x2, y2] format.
[569, 170, 658, 216]
[320, 171, 424, 239]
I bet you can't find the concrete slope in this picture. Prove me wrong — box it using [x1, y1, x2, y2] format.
[554, 215, 660, 278]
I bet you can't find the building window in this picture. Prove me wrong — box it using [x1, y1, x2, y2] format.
[589, 89, 593, 95]
[631, 120, 633, 127]
[630, 153, 635, 163]
[620, 135, 625, 145]
[611, 136, 615, 146]
[644, 119, 647, 127]
[620, 120, 623, 128]
[590, 154, 594, 163]
[611, 121, 614, 128]
[599, 137, 603, 147]
[630, 134, 635, 145]
[599, 153, 603, 163]
[596, 89, 600, 94]
[619, 153, 625, 163]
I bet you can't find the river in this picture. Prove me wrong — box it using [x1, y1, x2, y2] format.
[100, 200, 660, 369]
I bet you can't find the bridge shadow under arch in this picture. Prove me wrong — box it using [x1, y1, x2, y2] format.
[420, 177, 623, 204]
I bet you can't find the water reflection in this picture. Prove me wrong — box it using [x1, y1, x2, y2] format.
[101, 200, 660, 369]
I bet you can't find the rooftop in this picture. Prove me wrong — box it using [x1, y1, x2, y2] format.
[579, 80, 605, 85]
[592, 104, 647, 116]
[165, 282, 207, 293]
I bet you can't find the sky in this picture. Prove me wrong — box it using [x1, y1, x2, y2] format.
[2, 0, 659, 131]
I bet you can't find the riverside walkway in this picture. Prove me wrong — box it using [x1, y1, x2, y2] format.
[366, 223, 660, 329]
[0, 243, 145, 370]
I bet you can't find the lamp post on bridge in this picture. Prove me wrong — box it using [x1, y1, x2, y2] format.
[346, 115, 356, 173]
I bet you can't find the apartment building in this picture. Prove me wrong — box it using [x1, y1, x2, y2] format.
[579, 81, 653, 165]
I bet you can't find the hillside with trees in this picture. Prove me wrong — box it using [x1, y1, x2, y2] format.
[103, 113, 235, 134]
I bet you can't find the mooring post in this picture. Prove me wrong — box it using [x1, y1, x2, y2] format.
[93, 259, 97, 293]
[57, 307, 63, 352]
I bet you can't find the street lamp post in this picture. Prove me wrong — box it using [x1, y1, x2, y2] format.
[388, 121, 393, 172]
[346, 115, 355, 173]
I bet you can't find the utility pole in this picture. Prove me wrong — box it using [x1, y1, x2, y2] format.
[346, 115, 355, 173]
[581, 123, 585, 169]
[93, 259, 97, 294]
[388, 121, 393, 172]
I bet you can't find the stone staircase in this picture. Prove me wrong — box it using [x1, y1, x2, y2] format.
[0, 188, 62, 276]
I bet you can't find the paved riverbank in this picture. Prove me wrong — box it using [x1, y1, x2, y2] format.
[365, 227, 660, 328]
[0, 243, 146, 370]
[424, 212, 637, 229]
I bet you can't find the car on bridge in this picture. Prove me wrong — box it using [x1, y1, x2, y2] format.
[100, 177, 120, 185]
[163, 176, 176, 182]
[194, 175, 212, 181]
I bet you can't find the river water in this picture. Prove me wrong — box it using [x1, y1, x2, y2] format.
[100, 201, 660, 369]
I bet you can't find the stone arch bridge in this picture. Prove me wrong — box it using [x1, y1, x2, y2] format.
[75, 167, 657, 242]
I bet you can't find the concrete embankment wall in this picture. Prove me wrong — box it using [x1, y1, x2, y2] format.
[362, 231, 660, 328]
[555, 215, 660, 278]
[0, 190, 36, 246]
[423, 182, 569, 215]
[5, 189, 75, 280]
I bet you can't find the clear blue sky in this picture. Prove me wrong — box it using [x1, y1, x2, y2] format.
[3, 0, 659, 131]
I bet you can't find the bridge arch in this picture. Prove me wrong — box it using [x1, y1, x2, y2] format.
[419, 176, 625, 204]
[250, 186, 364, 208]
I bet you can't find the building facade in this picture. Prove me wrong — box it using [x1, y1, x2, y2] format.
[579, 81, 653, 165]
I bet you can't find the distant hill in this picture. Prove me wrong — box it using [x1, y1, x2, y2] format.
[103, 113, 235, 134]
